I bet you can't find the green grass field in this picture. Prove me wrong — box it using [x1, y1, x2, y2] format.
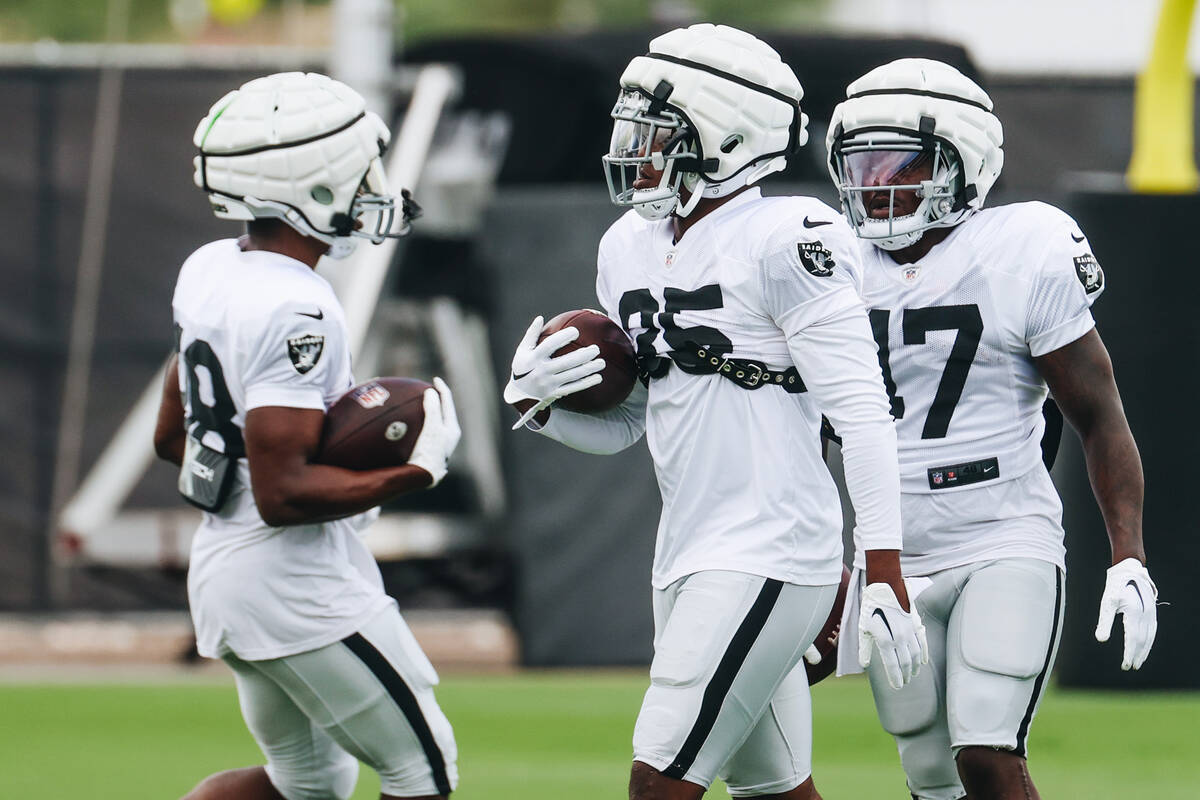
[1, 671, 1196, 799]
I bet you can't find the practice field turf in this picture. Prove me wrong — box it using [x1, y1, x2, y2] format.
[1, 671, 1196, 799]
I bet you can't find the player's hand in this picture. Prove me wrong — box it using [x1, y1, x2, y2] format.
[407, 377, 461, 487]
[504, 315, 605, 429]
[803, 644, 822, 666]
[1094, 557, 1158, 670]
[858, 582, 929, 689]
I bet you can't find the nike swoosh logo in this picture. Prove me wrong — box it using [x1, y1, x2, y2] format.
[872, 607, 894, 638]
[296, 309, 324, 320]
[803, 217, 833, 228]
[512, 370, 532, 381]
[983, 466, 995, 473]
[1126, 579, 1144, 610]
[1071, 233, 1085, 243]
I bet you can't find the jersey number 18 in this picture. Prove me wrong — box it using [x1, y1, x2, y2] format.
[176, 325, 245, 457]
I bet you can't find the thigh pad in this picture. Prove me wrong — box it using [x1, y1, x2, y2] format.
[956, 560, 1059, 679]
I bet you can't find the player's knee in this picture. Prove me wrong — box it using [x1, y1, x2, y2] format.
[628, 759, 702, 800]
[270, 756, 359, 800]
[629, 760, 660, 800]
[955, 745, 1023, 790]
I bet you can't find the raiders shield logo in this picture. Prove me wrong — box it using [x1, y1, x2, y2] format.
[287, 334, 325, 374]
[798, 241, 836, 277]
[1073, 254, 1104, 295]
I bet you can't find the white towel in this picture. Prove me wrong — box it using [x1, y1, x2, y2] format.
[837, 567, 866, 677]
[836, 568, 935, 677]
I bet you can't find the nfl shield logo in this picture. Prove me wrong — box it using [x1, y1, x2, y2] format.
[351, 381, 391, 409]
[665, 250, 676, 268]
[903, 266, 920, 282]
[932, 471, 944, 485]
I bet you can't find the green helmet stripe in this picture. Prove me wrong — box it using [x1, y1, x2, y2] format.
[200, 99, 234, 148]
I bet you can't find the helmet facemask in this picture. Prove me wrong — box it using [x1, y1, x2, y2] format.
[210, 156, 420, 260]
[342, 158, 399, 242]
[832, 131, 966, 251]
[603, 88, 700, 220]
[331, 158, 421, 250]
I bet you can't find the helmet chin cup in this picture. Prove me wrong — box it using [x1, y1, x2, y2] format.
[633, 191, 679, 220]
[326, 238, 358, 259]
[875, 229, 927, 251]
[858, 214, 927, 250]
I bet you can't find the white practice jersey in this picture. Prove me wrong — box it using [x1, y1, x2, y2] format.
[847, 201, 1105, 573]
[173, 239, 392, 660]
[588, 188, 900, 589]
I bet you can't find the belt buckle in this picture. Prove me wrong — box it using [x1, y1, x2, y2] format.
[741, 361, 765, 388]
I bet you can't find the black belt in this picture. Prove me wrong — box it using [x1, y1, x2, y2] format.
[637, 343, 808, 394]
[928, 457, 1000, 490]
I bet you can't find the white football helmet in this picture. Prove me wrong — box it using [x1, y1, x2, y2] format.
[826, 58, 1003, 250]
[193, 72, 418, 259]
[604, 24, 808, 220]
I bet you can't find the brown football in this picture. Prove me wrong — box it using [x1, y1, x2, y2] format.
[805, 565, 852, 685]
[537, 309, 638, 413]
[315, 377, 430, 470]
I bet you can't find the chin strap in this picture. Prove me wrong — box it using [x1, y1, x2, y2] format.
[232, 194, 363, 259]
[676, 179, 707, 217]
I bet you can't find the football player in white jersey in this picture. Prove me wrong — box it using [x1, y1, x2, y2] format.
[505, 25, 926, 800]
[153, 72, 462, 800]
[825, 59, 1158, 800]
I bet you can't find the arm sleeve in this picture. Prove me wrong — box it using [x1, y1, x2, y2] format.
[530, 381, 647, 455]
[242, 304, 345, 411]
[783, 295, 903, 553]
[757, 219, 900, 550]
[1025, 214, 1105, 357]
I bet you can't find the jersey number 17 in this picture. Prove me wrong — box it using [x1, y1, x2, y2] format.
[869, 304, 983, 439]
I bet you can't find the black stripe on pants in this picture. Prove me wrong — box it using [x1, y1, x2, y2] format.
[342, 632, 452, 796]
[662, 578, 784, 780]
[1013, 568, 1064, 758]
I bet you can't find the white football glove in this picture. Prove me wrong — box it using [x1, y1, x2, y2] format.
[1095, 557, 1158, 671]
[407, 377, 461, 487]
[503, 315, 605, 430]
[858, 582, 930, 690]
